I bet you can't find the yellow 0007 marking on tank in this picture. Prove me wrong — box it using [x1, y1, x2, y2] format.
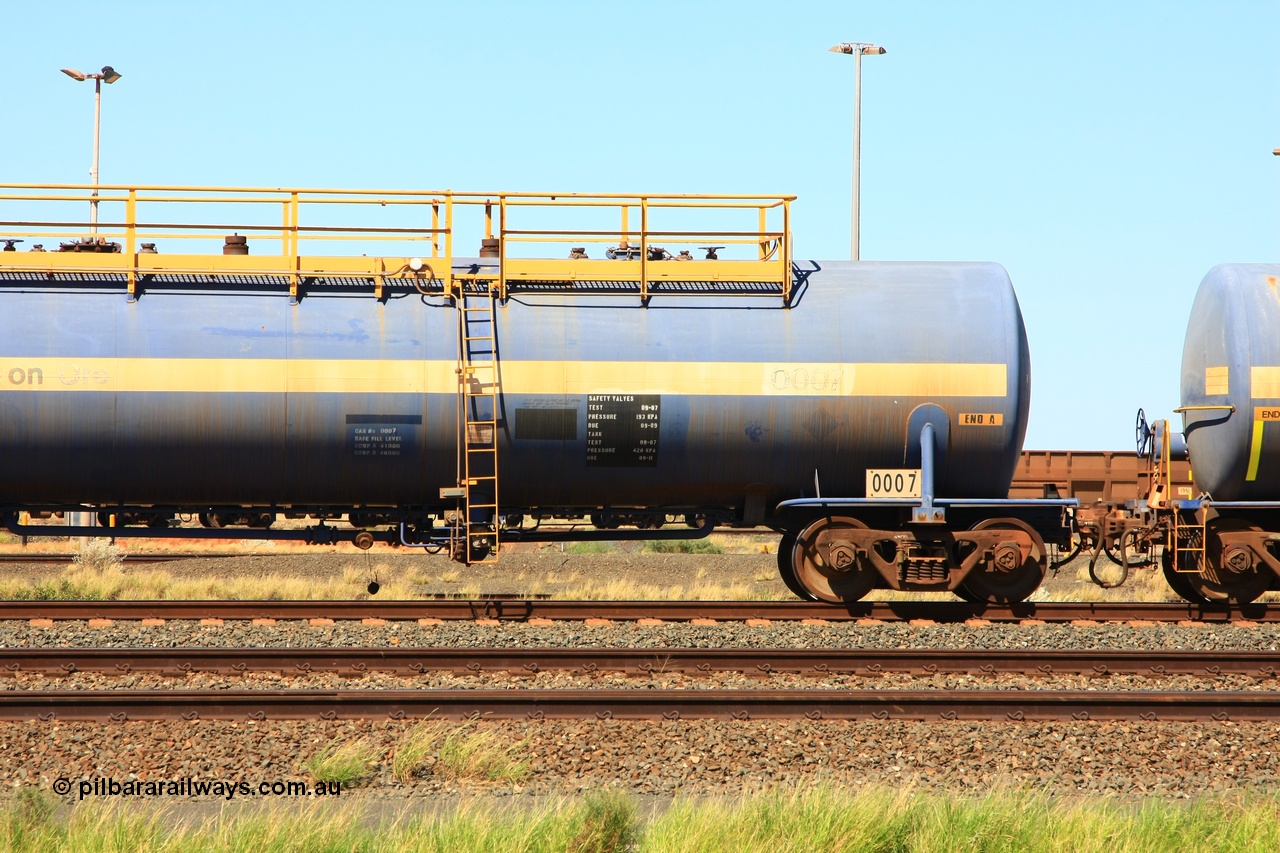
[0, 358, 1007, 398]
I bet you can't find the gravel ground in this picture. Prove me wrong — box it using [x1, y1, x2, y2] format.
[3, 717, 1279, 799]
[3, 618, 1280, 653]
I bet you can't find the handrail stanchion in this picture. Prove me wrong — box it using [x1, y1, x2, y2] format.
[444, 192, 454, 297]
[640, 197, 649, 303]
[431, 203, 440, 258]
[499, 195, 509, 301]
[125, 188, 137, 300]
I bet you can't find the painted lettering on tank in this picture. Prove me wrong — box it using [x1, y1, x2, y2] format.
[5, 366, 43, 386]
[763, 365, 844, 395]
[586, 394, 659, 467]
[960, 413, 1004, 426]
[345, 415, 421, 459]
[56, 363, 110, 387]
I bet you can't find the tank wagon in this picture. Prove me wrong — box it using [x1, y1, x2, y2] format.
[0, 184, 1073, 603]
[1071, 264, 1280, 604]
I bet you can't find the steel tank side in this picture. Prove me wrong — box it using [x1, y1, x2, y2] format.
[493, 261, 1030, 508]
[0, 287, 444, 505]
[0, 260, 1029, 511]
[1180, 263, 1280, 500]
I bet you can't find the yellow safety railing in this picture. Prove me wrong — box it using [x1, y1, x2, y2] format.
[0, 184, 796, 302]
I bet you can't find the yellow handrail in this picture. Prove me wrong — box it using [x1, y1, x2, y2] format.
[0, 183, 796, 302]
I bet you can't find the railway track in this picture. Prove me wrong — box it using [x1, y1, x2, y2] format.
[6, 687, 1280, 722]
[0, 552, 254, 565]
[1, 599, 1277, 623]
[5, 646, 1280, 677]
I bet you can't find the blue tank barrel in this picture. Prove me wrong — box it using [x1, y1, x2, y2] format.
[0, 260, 1031, 519]
[1180, 264, 1280, 500]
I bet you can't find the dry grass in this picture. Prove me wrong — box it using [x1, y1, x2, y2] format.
[301, 737, 379, 786]
[0, 561, 420, 601]
[545, 576, 786, 601]
[392, 719, 530, 784]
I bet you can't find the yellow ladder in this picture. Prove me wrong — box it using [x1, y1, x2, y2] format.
[455, 283, 501, 564]
[1169, 510, 1206, 574]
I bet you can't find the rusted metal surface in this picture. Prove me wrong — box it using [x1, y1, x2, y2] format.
[8, 688, 1280, 722]
[1011, 450, 1194, 503]
[0, 599, 1277, 623]
[3, 647, 1278, 678]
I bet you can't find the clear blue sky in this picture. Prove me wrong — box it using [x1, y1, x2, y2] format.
[5, 1, 1278, 450]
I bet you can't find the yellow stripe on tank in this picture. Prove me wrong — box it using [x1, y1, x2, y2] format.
[1245, 406, 1280, 481]
[1245, 369, 1280, 481]
[0, 358, 1007, 398]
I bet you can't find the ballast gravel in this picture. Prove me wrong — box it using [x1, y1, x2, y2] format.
[3, 618, 1280, 653]
[2, 717, 1279, 799]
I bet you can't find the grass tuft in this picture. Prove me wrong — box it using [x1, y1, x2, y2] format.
[393, 719, 530, 784]
[642, 539, 723, 555]
[301, 737, 378, 787]
[73, 538, 125, 572]
[566, 541, 613, 554]
[567, 791, 639, 853]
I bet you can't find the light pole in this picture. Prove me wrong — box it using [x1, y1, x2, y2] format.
[828, 42, 885, 261]
[61, 65, 122, 234]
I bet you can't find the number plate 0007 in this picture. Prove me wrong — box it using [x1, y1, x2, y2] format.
[865, 469, 922, 499]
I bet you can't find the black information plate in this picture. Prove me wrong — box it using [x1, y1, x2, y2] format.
[346, 414, 421, 459]
[586, 394, 660, 468]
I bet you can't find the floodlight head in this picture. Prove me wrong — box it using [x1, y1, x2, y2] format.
[828, 43, 854, 54]
[61, 68, 88, 81]
[100, 66, 121, 84]
[860, 45, 886, 55]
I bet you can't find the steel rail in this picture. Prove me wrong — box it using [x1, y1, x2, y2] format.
[7, 688, 1280, 722]
[0, 553, 222, 565]
[0, 600, 1276, 623]
[6, 647, 1280, 678]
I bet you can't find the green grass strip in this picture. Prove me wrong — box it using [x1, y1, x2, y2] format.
[4, 785, 1280, 852]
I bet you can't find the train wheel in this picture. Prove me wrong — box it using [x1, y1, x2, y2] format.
[1160, 547, 1207, 604]
[787, 517, 876, 604]
[1180, 519, 1271, 605]
[959, 518, 1046, 604]
[776, 533, 818, 601]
